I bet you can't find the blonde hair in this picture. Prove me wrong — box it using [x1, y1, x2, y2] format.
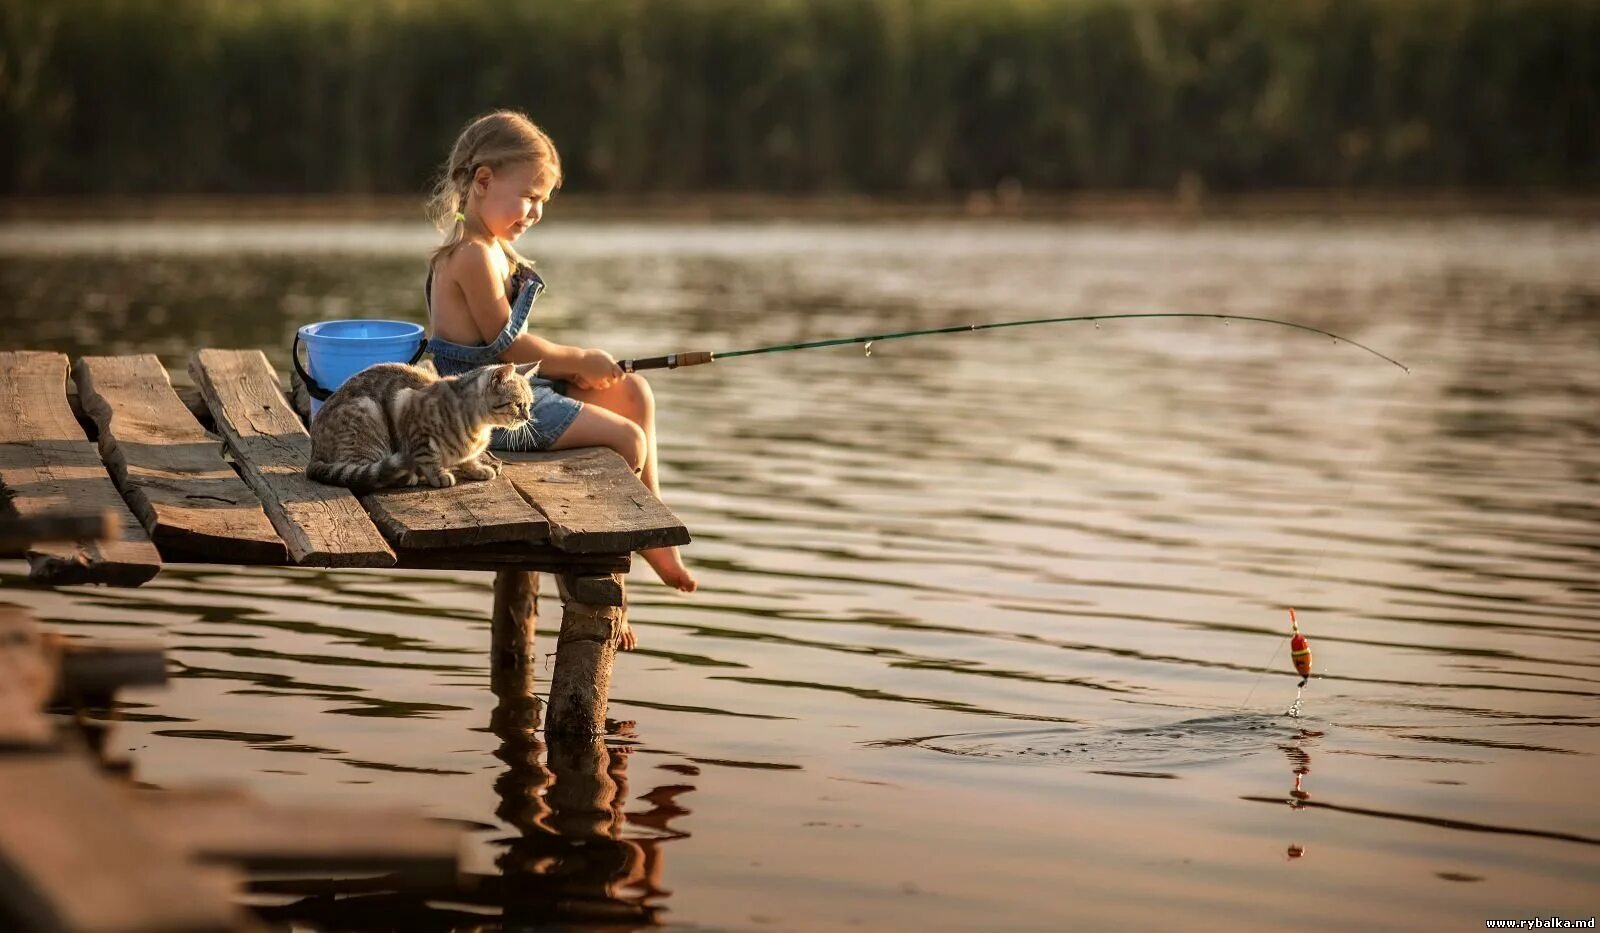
[427, 110, 563, 271]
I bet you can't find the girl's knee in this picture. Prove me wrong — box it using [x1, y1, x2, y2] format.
[621, 373, 654, 418]
[613, 421, 647, 471]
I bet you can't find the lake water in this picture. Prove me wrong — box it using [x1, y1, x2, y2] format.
[2, 216, 1598, 930]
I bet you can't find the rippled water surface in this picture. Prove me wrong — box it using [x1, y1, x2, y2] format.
[3, 217, 1598, 930]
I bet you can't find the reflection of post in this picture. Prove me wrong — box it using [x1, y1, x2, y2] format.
[490, 701, 662, 924]
[546, 573, 626, 734]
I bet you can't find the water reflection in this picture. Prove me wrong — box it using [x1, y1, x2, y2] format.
[1279, 728, 1320, 861]
[1280, 729, 1320, 809]
[251, 663, 689, 928]
[490, 721, 675, 926]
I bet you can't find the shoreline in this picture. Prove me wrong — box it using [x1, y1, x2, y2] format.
[3, 191, 1598, 223]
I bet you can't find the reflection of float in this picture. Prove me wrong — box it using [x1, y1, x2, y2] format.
[1283, 742, 1312, 807]
[1280, 728, 1323, 862]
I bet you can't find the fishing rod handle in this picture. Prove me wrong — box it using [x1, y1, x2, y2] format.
[619, 351, 715, 373]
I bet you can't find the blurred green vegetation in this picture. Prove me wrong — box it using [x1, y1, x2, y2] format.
[1, 0, 1595, 196]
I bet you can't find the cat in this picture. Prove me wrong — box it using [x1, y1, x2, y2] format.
[307, 361, 537, 490]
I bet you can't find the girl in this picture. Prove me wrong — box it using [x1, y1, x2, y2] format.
[424, 110, 696, 594]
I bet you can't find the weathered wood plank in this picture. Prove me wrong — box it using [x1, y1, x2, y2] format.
[46, 634, 167, 702]
[129, 788, 462, 875]
[500, 448, 690, 554]
[363, 476, 550, 549]
[0, 754, 246, 933]
[188, 349, 394, 568]
[394, 544, 629, 575]
[0, 511, 118, 552]
[73, 384, 220, 434]
[0, 607, 56, 749]
[0, 351, 162, 586]
[73, 355, 287, 565]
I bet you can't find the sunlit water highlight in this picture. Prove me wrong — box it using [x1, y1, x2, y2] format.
[2, 217, 1598, 930]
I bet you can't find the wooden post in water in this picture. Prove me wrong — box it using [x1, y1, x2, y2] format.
[545, 573, 627, 735]
[492, 570, 539, 676]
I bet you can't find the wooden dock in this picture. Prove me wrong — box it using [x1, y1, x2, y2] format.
[1, 349, 691, 734]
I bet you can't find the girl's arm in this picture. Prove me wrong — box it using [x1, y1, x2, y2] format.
[451, 241, 616, 385]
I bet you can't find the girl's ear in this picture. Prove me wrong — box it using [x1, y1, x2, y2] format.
[473, 165, 494, 192]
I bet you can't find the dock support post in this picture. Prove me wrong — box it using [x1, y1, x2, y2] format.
[492, 570, 539, 671]
[546, 573, 627, 735]
[492, 570, 542, 733]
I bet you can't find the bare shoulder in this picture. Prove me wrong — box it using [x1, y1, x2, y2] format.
[432, 240, 510, 344]
[442, 240, 505, 291]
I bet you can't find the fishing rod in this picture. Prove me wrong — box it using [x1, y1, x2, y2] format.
[617, 313, 1410, 374]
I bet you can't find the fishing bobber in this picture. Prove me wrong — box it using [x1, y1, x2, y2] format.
[1288, 609, 1313, 686]
[1290, 633, 1312, 685]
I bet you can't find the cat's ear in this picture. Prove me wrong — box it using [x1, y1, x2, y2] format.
[493, 363, 516, 383]
[514, 361, 541, 378]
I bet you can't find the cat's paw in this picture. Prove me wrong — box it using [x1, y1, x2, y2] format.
[456, 461, 497, 482]
[425, 470, 458, 488]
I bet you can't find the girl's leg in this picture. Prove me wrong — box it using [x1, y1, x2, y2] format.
[555, 375, 697, 593]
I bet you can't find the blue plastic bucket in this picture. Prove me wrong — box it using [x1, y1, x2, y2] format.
[293, 320, 426, 418]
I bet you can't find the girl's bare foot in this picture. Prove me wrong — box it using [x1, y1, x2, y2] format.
[640, 545, 697, 592]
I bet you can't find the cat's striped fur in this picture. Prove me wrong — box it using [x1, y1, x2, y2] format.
[307, 361, 537, 490]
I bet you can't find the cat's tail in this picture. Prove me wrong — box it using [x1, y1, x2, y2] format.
[306, 452, 412, 490]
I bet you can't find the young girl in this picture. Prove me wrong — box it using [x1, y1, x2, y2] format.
[424, 109, 696, 594]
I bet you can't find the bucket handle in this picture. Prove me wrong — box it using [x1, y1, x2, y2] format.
[292, 332, 427, 402]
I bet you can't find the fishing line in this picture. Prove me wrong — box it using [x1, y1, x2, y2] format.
[1235, 359, 1412, 713]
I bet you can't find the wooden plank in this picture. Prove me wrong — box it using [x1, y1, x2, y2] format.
[187, 349, 394, 568]
[0, 511, 118, 552]
[46, 634, 167, 702]
[0, 754, 245, 933]
[0, 351, 162, 586]
[362, 476, 550, 549]
[73, 384, 216, 433]
[499, 448, 690, 554]
[129, 789, 462, 876]
[0, 607, 56, 749]
[73, 355, 287, 565]
[394, 543, 629, 575]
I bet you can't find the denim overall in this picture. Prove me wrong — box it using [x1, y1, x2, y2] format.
[425, 261, 584, 451]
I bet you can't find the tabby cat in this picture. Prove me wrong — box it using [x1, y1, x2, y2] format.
[307, 361, 537, 490]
